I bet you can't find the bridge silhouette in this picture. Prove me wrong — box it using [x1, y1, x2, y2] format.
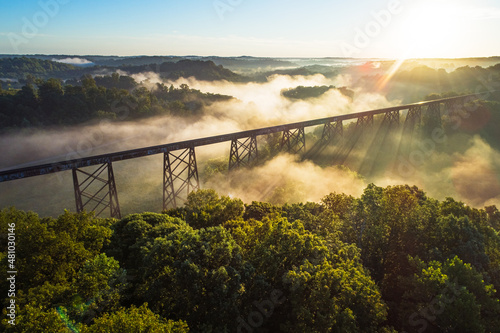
[0, 93, 489, 218]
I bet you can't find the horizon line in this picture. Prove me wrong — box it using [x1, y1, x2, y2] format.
[1, 54, 500, 61]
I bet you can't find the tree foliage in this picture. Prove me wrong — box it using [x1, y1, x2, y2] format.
[1, 184, 500, 331]
[281, 85, 354, 100]
[0, 74, 233, 130]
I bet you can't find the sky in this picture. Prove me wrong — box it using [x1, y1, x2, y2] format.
[1, 0, 500, 58]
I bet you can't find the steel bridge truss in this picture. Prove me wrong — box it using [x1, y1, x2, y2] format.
[404, 105, 422, 128]
[228, 136, 258, 171]
[321, 120, 343, 143]
[396, 105, 423, 158]
[444, 99, 462, 114]
[381, 110, 400, 128]
[443, 97, 469, 120]
[426, 102, 442, 127]
[163, 147, 200, 209]
[355, 114, 374, 131]
[280, 127, 306, 154]
[72, 161, 121, 218]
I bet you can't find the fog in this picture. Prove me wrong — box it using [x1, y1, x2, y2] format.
[374, 135, 500, 208]
[170, 74, 395, 128]
[450, 136, 500, 207]
[1, 71, 499, 217]
[52, 57, 94, 66]
[0, 73, 396, 169]
[205, 154, 366, 204]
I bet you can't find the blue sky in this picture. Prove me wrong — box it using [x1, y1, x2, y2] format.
[1, 0, 500, 58]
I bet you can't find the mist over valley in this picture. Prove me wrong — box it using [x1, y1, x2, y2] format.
[1, 55, 500, 216]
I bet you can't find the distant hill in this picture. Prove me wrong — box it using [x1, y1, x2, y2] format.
[0, 57, 247, 83]
[86, 55, 181, 67]
[0, 57, 77, 79]
[122, 59, 248, 82]
[281, 85, 354, 100]
[161, 59, 247, 81]
[250, 65, 340, 82]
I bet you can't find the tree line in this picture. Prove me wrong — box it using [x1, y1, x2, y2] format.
[0, 57, 77, 80]
[0, 74, 232, 131]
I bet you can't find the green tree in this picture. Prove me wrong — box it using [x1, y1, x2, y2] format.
[3, 304, 78, 333]
[81, 304, 189, 333]
[399, 256, 500, 333]
[283, 259, 388, 332]
[81, 74, 97, 90]
[168, 100, 187, 115]
[0, 209, 111, 290]
[243, 201, 282, 221]
[322, 191, 356, 221]
[70, 254, 127, 323]
[0, 208, 114, 332]
[225, 215, 390, 332]
[37, 78, 64, 121]
[136, 226, 249, 332]
[485, 205, 500, 231]
[181, 189, 244, 228]
[64, 85, 90, 121]
[15, 84, 38, 109]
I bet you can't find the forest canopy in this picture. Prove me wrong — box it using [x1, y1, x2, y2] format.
[1, 185, 499, 332]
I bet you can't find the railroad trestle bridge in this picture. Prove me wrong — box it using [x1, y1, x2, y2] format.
[0, 93, 488, 218]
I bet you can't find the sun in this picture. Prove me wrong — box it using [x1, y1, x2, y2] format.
[374, 1, 467, 90]
[393, 1, 465, 59]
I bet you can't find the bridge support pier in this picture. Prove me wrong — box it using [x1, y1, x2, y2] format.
[444, 99, 461, 113]
[404, 105, 422, 128]
[280, 127, 306, 154]
[228, 136, 258, 171]
[426, 102, 442, 127]
[72, 161, 121, 218]
[163, 147, 199, 209]
[355, 115, 374, 131]
[381, 110, 400, 128]
[321, 120, 343, 143]
[444, 97, 468, 119]
[396, 105, 423, 160]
